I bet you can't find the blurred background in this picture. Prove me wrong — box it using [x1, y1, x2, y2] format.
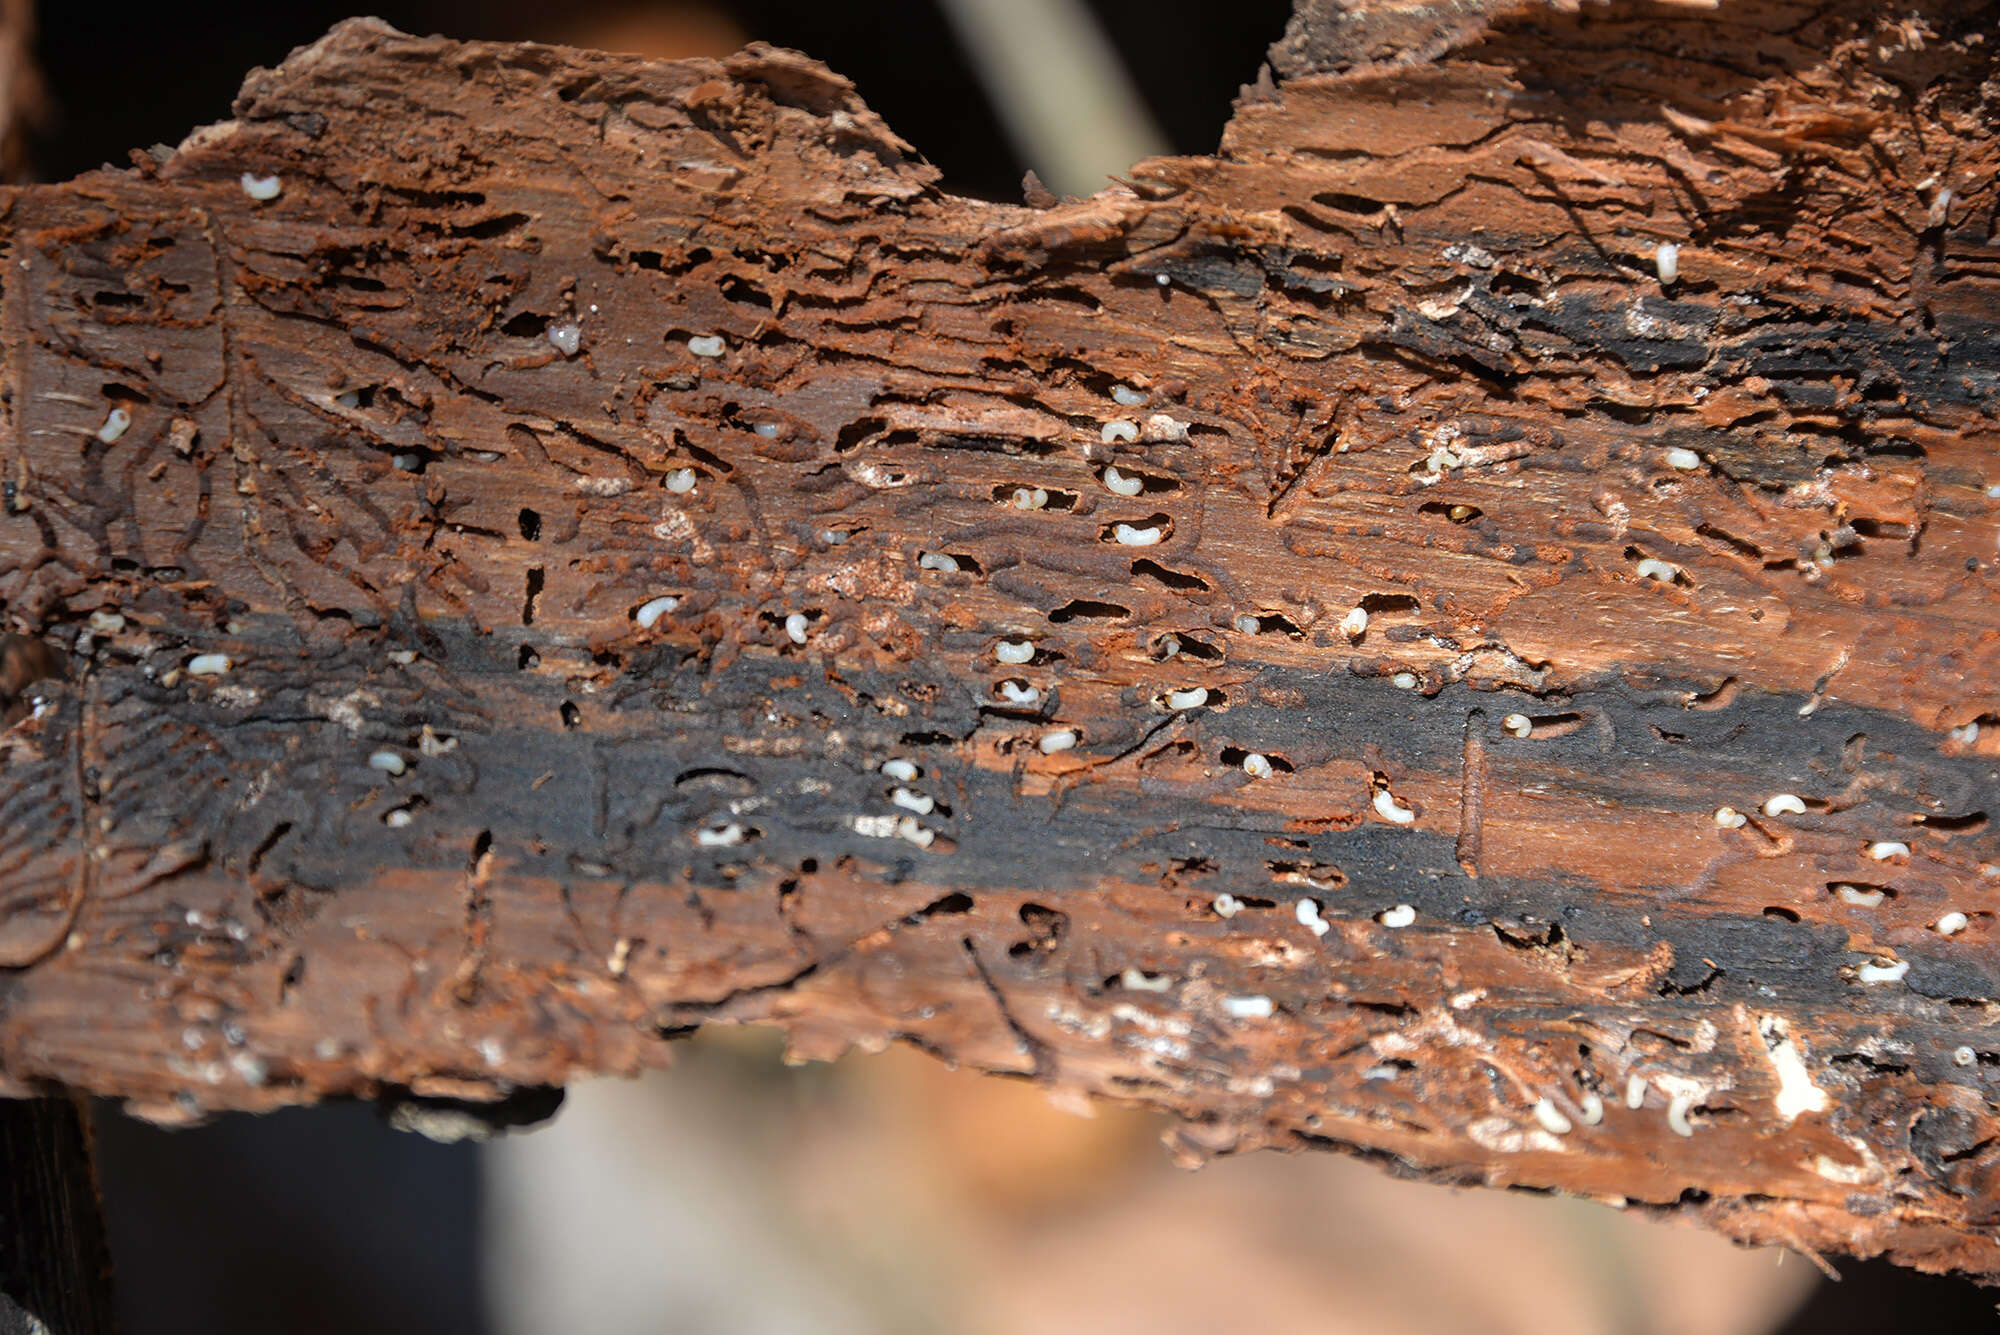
[16, 0, 1998, 1330]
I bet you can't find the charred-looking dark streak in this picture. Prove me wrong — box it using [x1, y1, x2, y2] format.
[10, 621, 1995, 1013]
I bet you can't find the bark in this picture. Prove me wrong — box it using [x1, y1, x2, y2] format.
[2, 0, 1999, 1281]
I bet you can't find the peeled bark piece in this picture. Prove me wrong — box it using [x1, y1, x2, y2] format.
[2, 2, 1999, 1281]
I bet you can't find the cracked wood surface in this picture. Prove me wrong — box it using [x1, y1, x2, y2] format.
[2, 0, 1999, 1281]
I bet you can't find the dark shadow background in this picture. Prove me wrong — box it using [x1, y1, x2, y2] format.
[37, 2, 2000, 1331]
[37, 0, 1289, 200]
[92, 1102, 484, 1335]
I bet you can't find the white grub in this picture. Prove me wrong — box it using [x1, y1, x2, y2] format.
[845, 461, 908, 490]
[784, 612, 810, 645]
[1664, 447, 1702, 471]
[1835, 884, 1885, 907]
[1665, 1091, 1697, 1138]
[1110, 384, 1146, 407]
[995, 679, 1042, 706]
[1867, 840, 1911, 861]
[1221, 994, 1274, 1020]
[1935, 911, 1970, 936]
[851, 813, 899, 838]
[1295, 897, 1330, 939]
[894, 815, 936, 848]
[546, 322, 582, 357]
[1928, 187, 1954, 228]
[1502, 713, 1532, 738]
[1145, 414, 1190, 442]
[687, 334, 727, 358]
[1234, 615, 1259, 634]
[1377, 903, 1417, 928]
[665, 468, 699, 494]
[753, 422, 781, 439]
[1339, 606, 1369, 640]
[1856, 957, 1910, 984]
[368, 750, 407, 776]
[1010, 487, 1049, 510]
[1953, 1045, 1978, 1067]
[1242, 752, 1274, 780]
[1100, 419, 1139, 444]
[890, 786, 934, 815]
[1634, 557, 1680, 582]
[1212, 892, 1243, 919]
[1112, 523, 1163, 546]
[387, 649, 419, 665]
[1164, 687, 1209, 710]
[634, 595, 679, 629]
[1625, 1073, 1647, 1109]
[418, 726, 456, 758]
[1654, 242, 1680, 285]
[607, 937, 633, 977]
[239, 172, 282, 201]
[1038, 729, 1078, 754]
[1156, 635, 1182, 660]
[1155, 273, 1171, 286]
[918, 552, 961, 572]
[1120, 967, 1172, 993]
[89, 610, 127, 635]
[1757, 1015, 1829, 1120]
[385, 808, 415, 829]
[96, 407, 132, 444]
[1103, 465, 1144, 497]
[1391, 672, 1419, 690]
[1763, 793, 1808, 817]
[1950, 721, 1980, 745]
[1532, 1097, 1573, 1136]
[1372, 789, 1416, 825]
[1713, 806, 1747, 829]
[696, 821, 748, 848]
[881, 758, 920, 782]
[1577, 1092, 1605, 1125]
[994, 639, 1035, 664]
[186, 653, 232, 677]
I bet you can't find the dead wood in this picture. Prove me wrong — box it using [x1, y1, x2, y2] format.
[2, 0, 1999, 1281]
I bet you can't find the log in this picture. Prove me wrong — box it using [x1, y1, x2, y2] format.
[2, 0, 1998, 1281]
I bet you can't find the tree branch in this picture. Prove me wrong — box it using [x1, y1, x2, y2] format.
[2, 1, 1997, 1281]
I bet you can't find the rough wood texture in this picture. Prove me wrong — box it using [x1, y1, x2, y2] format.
[2, 0, 1998, 1280]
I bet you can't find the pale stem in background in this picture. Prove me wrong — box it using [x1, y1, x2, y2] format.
[936, 0, 1169, 198]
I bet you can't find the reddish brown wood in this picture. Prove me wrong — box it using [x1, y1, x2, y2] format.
[2, 1, 1998, 1282]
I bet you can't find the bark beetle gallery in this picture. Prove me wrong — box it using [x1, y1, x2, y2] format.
[0, 0, 1997, 1283]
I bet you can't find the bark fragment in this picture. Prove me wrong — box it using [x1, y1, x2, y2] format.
[1, 2, 1998, 1281]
